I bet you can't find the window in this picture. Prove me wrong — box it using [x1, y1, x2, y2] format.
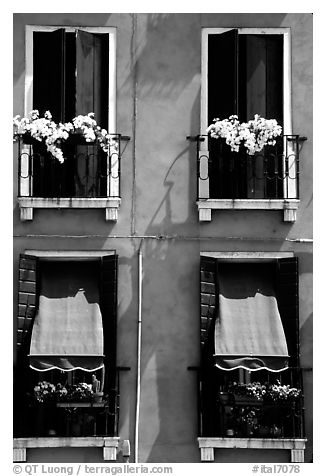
[199, 253, 304, 442]
[17, 26, 124, 221]
[197, 28, 300, 222]
[14, 252, 119, 439]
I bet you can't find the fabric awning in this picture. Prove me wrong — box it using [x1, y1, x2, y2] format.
[214, 263, 289, 372]
[29, 261, 104, 372]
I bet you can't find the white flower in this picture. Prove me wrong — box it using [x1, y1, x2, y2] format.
[207, 115, 282, 155]
[13, 110, 117, 162]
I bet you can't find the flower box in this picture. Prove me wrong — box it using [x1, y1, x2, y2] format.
[14, 110, 117, 163]
[233, 394, 261, 405]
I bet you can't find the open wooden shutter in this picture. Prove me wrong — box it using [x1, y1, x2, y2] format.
[76, 30, 109, 127]
[33, 29, 66, 122]
[200, 256, 218, 436]
[208, 29, 238, 124]
[100, 254, 118, 385]
[17, 254, 39, 358]
[200, 256, 218, 358]
[100, 254, 118, 434]
[208, 30, 239, 199]
[276, 257, 300, 367]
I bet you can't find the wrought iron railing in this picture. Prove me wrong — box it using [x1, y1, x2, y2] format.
[198, 366, 305, 439]
[18, 134, 130, 199]
[14, 366, 130, 438]
[188, 135, 302, 200]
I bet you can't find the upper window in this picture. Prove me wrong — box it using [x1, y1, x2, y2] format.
[26, 26, 116, 131]
[205, 29, 285, 130]
[17, 26, 124, 221]
[196, 28, 300, 222]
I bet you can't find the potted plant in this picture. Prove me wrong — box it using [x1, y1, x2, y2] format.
[263, 381, 301, 403]
[91, 375, 103, 403]
[13, 110, 118, 163]
[207, 114, 282, 156]
[227, 381, 266, 404]
[227, 380, 301, 404]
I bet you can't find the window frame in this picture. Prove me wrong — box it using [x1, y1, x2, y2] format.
[18, 25, 120, 222]
[198, 28, 299, 223]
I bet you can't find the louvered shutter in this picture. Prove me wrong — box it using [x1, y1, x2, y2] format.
[200, 256, 218, 357]
[276, 257, 300, 367]
[199, 256, 218, 436]
[17, 254, 39, 357]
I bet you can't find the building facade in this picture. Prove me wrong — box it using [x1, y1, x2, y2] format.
[13, 13, 313, 463]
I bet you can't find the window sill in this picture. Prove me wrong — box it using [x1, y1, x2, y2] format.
[196, 199, 300, 222]
[13, 436, 121, 462]
[198, 437, 307, 462]
[17, 197, 121, 221]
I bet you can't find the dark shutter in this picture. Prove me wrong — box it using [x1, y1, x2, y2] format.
[208, 29, 239, 199]
[76, 30, 109, 127]
[200, 256, 218, 357]
[276, 257, 300, 367]
[100, 254, 118, 387]
[100, 254, 118, 435]
[33, 29, 66, 122]
[16, 254, 39, 358]
[200, 256, 218, 436]
[208, 29, 238, 124]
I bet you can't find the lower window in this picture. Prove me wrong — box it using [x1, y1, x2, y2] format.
[199, 255, 304, 438]
[14, 253, 118, 438]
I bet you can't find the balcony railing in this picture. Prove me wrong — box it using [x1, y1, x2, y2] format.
[215, 395, 303, 439]
[199, 367, 305, 439]
[191, 135, 301, 200]
[18, 134, 130, 199]
[14, 367, 130, 439]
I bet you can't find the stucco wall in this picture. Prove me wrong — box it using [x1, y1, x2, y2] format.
[13, 13, 313, 463]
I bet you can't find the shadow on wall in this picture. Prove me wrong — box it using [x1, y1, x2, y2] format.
[125, 17, 202, 459]
[121, 13, 201, 101]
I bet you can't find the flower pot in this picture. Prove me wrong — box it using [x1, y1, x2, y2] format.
[93, 392, 104, 403]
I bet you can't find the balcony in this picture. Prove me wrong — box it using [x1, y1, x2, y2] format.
[17, 134, 130, 221]
[215, 393, 304, 439]
[197, 367, 306, 462]
[189, 135, 303, 222]
[13, 367, 130, 461]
